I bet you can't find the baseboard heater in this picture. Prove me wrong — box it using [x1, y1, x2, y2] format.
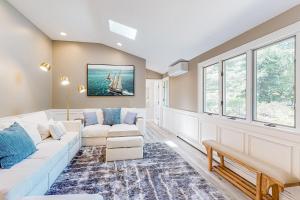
[176, 136, 206, 155]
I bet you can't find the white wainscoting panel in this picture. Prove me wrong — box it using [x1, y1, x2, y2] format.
[248, 135, 292, 173]
[219, 127, 245, 153]
[200, 122, 218, 142]
[161, 107, 300, 200]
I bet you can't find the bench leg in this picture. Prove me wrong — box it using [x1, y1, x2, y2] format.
[256, 172, 262, 200]
[205, 146, 213, 171]
[217, 153, 225, 167]
[272, 184, 279, 200]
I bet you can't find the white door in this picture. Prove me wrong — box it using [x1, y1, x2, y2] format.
[146, 80, 155, 121]
[153, 80, 161, 125]
[146, 79, 162, 125]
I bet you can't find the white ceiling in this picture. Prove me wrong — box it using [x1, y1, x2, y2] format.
[7, 0, 300, 73]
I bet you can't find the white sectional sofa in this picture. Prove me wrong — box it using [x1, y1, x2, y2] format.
[81, 108, 145, 146]
[0, 108, 145, 200]
[0, 111, 82, 200]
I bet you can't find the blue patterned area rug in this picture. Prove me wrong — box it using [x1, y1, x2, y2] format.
[46, 143, 230, 200]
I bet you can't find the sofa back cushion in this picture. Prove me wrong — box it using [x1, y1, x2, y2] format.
[123, 112, 137, 125]
[0, 122, 37, 169]
[121, 108, 145, 123]
[96, 109, 104, 125]
[0, 117, 16, 130]
[83, 112, 98, 126]
[17, 111, 50, 145]
[103, 108, 121, 125]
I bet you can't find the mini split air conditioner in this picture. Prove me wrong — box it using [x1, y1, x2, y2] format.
[168, 61, 189, 77]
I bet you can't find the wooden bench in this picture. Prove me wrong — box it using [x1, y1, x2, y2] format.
[202, 140, 300, 200]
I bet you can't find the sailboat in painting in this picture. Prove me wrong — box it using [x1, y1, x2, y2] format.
[108, 72, 123, 95]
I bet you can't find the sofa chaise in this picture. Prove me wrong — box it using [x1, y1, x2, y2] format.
[0, 111, 82, 200]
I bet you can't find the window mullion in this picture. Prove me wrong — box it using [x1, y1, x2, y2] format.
[219, 61, 223, 117]
[296, 33, 300, 131]
[246, 50, 253, 123]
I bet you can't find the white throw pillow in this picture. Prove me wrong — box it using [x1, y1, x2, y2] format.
[57, 121, 67, 133]
[17, 120, 42, 145]
[49, 120, 65, 140]
[96, 109, 104, 125]
[37, 123, 51, 140]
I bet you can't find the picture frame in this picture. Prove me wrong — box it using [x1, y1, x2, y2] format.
[87, 64, 135, 96]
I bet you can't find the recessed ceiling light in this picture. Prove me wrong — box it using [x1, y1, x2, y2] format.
[117, 42, 122, 47]
[60, 32, 67, 36]
[109, 20, 137, 40]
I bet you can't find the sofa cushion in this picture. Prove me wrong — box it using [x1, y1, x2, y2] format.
[108, 124, 141, 137]
[17, 111, 49, 145]
[16, 120, 42, 146]
[96, 109, 104, 125]
[83, 112, 98, 126]
[0, 158, 49, 200]
[0, 117, 16, 130]
[0, 123, 37, 169]
[82, 125, 110, 138]
[106, 136, 143, 148]
[103, 108, 121, 125]
[60, 132, 80, 149]
[121, 108, 137, 123]
[123, 112, 137, 125]
[29, 140, 68, 161]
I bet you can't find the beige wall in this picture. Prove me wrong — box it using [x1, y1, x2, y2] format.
[169, 4, 300, 112]
[146, 69, 162, 79]
[52, 41, 146, 109]
[0, 0, 52, 117]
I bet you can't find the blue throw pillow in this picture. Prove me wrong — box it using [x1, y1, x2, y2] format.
[124, 112, 137, 125]
[0, 122, 37, 169]
[83, 112, 98, 126]
[103, 108, 121, 125]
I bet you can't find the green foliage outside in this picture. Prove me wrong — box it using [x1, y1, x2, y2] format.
[204, 37, 295, 126]
[255, 37, 295, 126]
[224, 54, 247, 118]
[204, 64, 219, 114]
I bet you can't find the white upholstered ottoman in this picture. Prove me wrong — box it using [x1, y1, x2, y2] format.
[106, 136, 144, 161]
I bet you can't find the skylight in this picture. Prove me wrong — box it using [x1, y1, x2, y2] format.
[108, 20, 137, 40]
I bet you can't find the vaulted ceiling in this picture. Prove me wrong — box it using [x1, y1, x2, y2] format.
[7, 0, 300, 73]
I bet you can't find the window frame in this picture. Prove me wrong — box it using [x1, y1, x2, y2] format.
[203, 63, 220, 115]
[252, 36, 297, 128]
[222, 53, 248, 120]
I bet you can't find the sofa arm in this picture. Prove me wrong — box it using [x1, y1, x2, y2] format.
[136, 117, 145, 135]
[61, 120, 82, 132]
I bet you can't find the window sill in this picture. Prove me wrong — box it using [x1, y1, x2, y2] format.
[200, 112, 299, 136]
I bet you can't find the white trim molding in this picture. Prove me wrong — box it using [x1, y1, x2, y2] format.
[161, 107, 300, 199]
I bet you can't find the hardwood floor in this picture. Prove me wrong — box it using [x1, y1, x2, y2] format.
[145, 122, 250, 200]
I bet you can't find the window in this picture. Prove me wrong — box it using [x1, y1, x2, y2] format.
[203, 63, 219, 114]
[223, 54, 247, 118]
[254, 37, 296, 127]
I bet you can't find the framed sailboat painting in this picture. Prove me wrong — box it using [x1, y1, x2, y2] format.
[87, 64, 135, 96]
